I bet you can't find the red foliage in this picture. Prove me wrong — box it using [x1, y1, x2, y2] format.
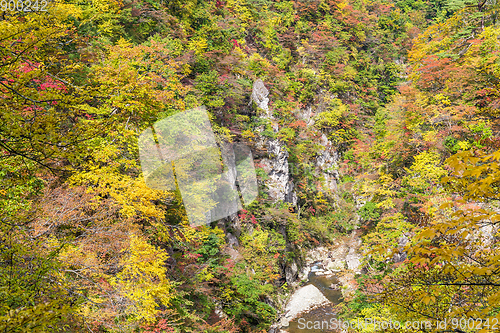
[142, 318, 175, 333]
[289, 120, 307, 129]
[218, 74, 229, 84]
[184, 252, 202, 260]
[230, 39, 239, 49]
[417, 56, 456, 91]
[238, 209, 248, 220]
[223, 258, 235, 270]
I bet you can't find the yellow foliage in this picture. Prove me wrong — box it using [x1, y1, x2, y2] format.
[422, 130, 438, 143]
[248, 52, 271, 70]
[374, 172, 397, 209]
[457, 140, 471, 150]
[182, 223, 226, 246]
[240, 228, 284, 283]
[111, 233, 171, 323]
[67, 129, 177, 242]
[226, 0, 255, 28]
[69, 142, 170, 221]
[242, 129, 256, 141]
[51, 2, 84, 20]
[402, 150, 447, 192]
[197, 266, 215, 282]
[92, 0, 122, 12]
[315, 98, 348, 129]
[382, 149, 500, 329]
[337, 0, 348, 14]
[408, 13, 461, 73]
[434, 93, 451, 106]
[350, 305, 399, 333]
[188, 38, 209, 55]
[315, 191, 329, 206]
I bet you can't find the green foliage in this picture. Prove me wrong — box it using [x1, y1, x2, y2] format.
[195, 70, 226, 108]
[277, 127, 296, 143]
[362, 213, 414, 264]
[444, 135, 459, 153]
[358, 201, 381, 222]
[226, 268, 277, 327]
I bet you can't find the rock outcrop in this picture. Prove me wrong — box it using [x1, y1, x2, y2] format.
[278, 284, 331, 327]
[294, 94, 341, 193]
[299, 232, 362, 276]
[252, 79, 297, 206]
[315, 133, 340, 192]
[250, 78, 270, 115]
[260, 139, 297, 205]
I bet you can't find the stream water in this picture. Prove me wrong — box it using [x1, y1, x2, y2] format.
[284, 272, 343, 333]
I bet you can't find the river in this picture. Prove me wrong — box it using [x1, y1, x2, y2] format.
[284, 272, 343, 333]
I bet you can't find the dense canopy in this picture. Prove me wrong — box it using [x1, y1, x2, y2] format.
[1, 0, 500, 332]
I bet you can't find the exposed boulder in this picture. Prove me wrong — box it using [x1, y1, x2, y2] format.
[278, 284, 331, 327]
[295, 105, 315, 126]
[345, 246, 362, 272]
[327, 259, 345, 272]
[227, 232, 239, 249]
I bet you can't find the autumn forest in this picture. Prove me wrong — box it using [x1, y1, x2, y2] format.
[1, 0, 500, 332]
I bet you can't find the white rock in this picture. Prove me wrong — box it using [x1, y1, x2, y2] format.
[252, 78, 297, 206]
[327, 259, 345, 271]
[345, 249, 361, 272]
[315, 133, 340, 192]
[279, 284, 331, 327]
[250, 79, 269, 114]
[298, 266, 310, 281]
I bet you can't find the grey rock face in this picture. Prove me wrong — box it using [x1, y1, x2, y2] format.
[260, 139, 297, 205]
[392, 251, 407, 263]
[295, 105, 315, 126]
[392, 235, 408, 263]
[252, 79, 297, 205]
[250, 79, 270, 114]
[214, 301, 228, 319]
[480, 224, 495, 246]
[345, 246, 362, 271]
[293, 93, 340, 193]
[315, 134, 340, 192]
[297, 233, 363, 284]
[285, 260, 298, 283]
[226, 232, 239, 249]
